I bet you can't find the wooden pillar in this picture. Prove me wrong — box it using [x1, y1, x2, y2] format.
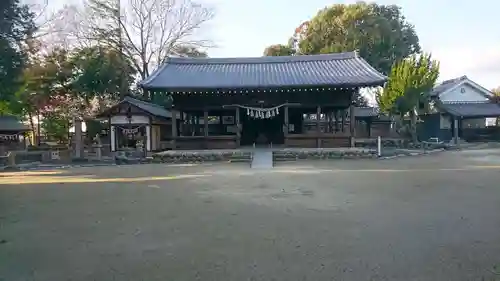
[284, 106, 289, 136]
[453, 117, 459, 144]
[235, 107, 241, 146]
[334, 109, 339, 132]
[341, 109, 345, 132]
[316, 105, 321, 148]
[171, 110, 177, 149]
[203, 109, 209, 137]
[219, 113, 223, 133]
[179, 111, 183, 136]
[349, 104, 356, 147]
[195, 115, 200, 135]
[203, 109, 209, 149]
[367, 120, 372, 138]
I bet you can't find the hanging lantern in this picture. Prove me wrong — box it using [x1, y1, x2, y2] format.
[266, 111, 271, 118]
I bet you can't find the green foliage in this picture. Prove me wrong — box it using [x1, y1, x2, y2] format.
[263, 44, 296, 56]
[0, 0, 36, 114]
[377, 53, 439, 115]
[41, 113, 69, 143]
[377, 53, 439, 140]
[296, 2, 420, 75]
[11, 44, 136, 139]
[262, 2, 419, 108]
[491, 87, 500, 101]
[69, 46, 136, 101]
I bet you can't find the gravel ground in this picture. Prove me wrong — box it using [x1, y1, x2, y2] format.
[1, 150, 500, 280]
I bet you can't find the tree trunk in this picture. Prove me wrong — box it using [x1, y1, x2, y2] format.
[37, 112, 41, 146]
[28, 112, 35, 146]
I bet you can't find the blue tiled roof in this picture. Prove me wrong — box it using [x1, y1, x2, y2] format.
[0, 115, 30, 132]
[354, 107, 392, 121]
[96, 96, 174, 119]
[430, 76, 467, 97]
[123, 96, 172, 118]
[355, 107, 379, 117]
[440, 102, 500, 118]
[140, 52, 387, 90]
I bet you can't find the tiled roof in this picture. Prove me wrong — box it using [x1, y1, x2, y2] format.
[430, 76, 468, 97]
[140, 52, 387, 90]
[355, 107, 379, 117]
[439, 102, 500, 118]
[354, 107, 392, 121]
[96, 96, 174, 119]
[0, 116, 30, 132]
[123, 96, 172, 118]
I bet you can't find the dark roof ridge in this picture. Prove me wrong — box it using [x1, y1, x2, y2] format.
[140, 51, 386, 89]
[123, 96, 165, 109]
[165, 52, 358, 65]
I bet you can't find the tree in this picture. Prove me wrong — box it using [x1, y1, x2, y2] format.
[41, 113, 70, 143]
[263, 44, 295, 56]
[0, 0, 36, 114]
[491, 87, 500, 100]
[174, 45, 208, 57]
[292, 2, 420, 75]
[14, 44, 136, 143]
[353, 90, 369, 107]
[69, 45, 137, 109]
[82, 0, 214, 81]
[489, 87, 500, 125]
[376, 53, 440, 141]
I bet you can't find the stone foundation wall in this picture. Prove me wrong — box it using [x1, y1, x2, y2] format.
[152, 151, 252, 163]
[274, 149, 378, 161]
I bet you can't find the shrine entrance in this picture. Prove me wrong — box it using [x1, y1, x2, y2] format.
[240, 105, 284, 146]
[115, 125, 147, 151]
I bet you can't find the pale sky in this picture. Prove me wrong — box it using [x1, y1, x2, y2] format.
[47, 0, 499, 89]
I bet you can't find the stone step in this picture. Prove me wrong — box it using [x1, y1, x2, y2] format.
[251, 150, 273, 169]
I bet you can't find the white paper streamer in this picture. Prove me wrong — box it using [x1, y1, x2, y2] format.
[241, 104, 287, 119]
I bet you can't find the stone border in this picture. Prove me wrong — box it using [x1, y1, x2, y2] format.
[273, 147, 454, 162]
[5, 143, 483, 171]
[378, 148, 446, 160]
[273, 149, 378, 161]
[151, 151, 252, 164]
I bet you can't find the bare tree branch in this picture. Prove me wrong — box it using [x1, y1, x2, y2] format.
[80, 0, 214, 80]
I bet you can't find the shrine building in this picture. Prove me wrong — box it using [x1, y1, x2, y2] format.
[99, 51, 387, 152]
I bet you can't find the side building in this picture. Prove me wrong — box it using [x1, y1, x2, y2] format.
[418, 76, 500, 142]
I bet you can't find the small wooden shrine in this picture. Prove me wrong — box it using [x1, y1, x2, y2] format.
[139, 52, 387, 149]
[0, 115, 30, 154]
[96, 96, 178, 153]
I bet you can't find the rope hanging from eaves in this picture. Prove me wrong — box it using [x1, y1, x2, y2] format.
[237, 103, 287, 119]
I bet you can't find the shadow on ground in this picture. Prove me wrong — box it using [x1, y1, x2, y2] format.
[1, 150, 500, 281]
